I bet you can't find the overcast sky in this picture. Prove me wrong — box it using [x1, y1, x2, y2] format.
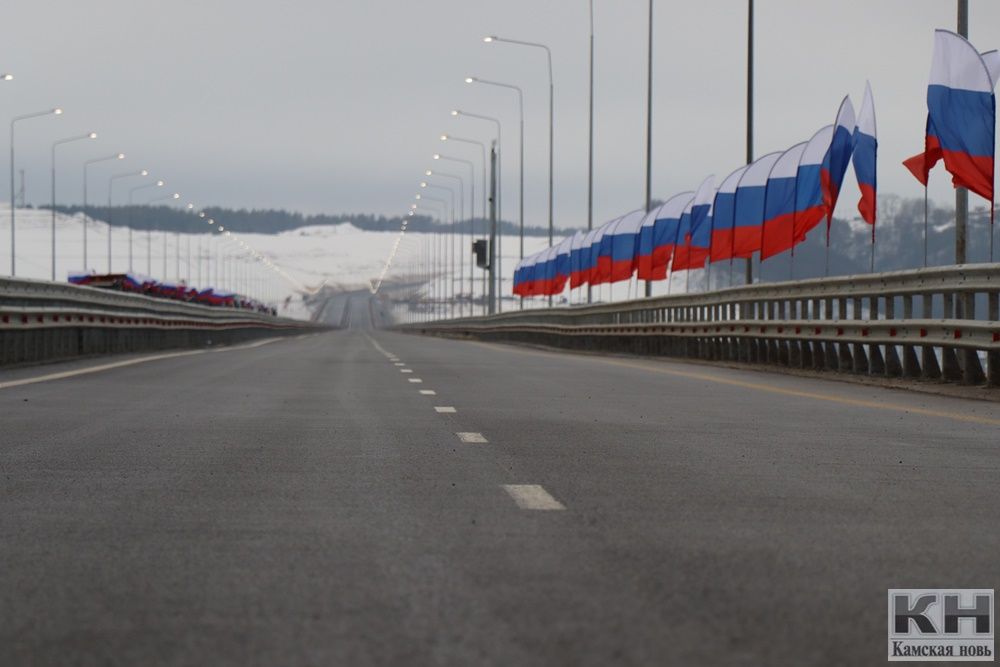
[4, 0, 999, 230]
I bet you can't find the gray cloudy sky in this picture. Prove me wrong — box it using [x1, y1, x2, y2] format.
[5, 0, 1000, 229]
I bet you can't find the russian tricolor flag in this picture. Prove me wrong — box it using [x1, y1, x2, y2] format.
[852, 82, 877, 225]
[821, 96, 856, 225]
[673, 176, 715, 271]
[709, 166, 748, 263]
[642, 192, 693, 278]
[552, 236, 574, 295]
[635, 205, 663, 280]
[589, 221, 614, 286]
[606, 209, 646, 282]
[760, 142, 807, 260]
[732, 152, 782, 258]
[568, 231, 588, 289]
[904, 30, 996, 203]
[793, 125, 833, 242]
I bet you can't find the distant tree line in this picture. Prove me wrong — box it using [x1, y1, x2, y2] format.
[43, 204, 551, 237]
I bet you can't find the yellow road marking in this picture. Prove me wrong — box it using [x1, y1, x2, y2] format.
[468, 340, 1000, 428]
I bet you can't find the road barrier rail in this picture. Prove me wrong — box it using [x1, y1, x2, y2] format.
[401, 263, 1000, 387]
[1, 277, 322, 366]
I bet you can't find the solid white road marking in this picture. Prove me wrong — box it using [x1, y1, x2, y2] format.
[363, 333, 394, 358]
[211, 337, 282, 352]
[0, 349, 205, 391]
[434, 406, 457, 413]
[408, 378, 423, 383]
[400, 369, 413, 374]
[502, 485, 567, 511]
[419, 389, 437, 395]
[0, 336, 292, 392]
[456, 432, 487, 443]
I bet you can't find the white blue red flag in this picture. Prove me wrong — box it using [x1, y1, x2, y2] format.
[903, 30, 995, 203]
[760, 142, 807, 260]
[852, 82, 877, 225]
[709, 166, 749, 263]
[821, 96, 856, 225]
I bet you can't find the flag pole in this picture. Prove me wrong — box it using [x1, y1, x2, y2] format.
[923, 185, 929, 267]
[955, 0, 969, 266]
[870, 217, 876, 273]
[745, 0, 755, 286]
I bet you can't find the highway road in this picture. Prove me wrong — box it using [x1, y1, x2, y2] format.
[2, 313, 1000, 665]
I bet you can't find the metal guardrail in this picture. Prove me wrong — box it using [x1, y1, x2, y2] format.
[0, 277, 322, 366]
[401, 264, 1000, 387]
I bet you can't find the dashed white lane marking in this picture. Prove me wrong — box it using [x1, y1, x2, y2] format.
[502, 485, 567, 511]
[0, 336, 291, 391]
[394, 362, 405, 366]
[434, 406, 457, 413]
[456, 432, 487, 443]
[400, 369, 413, 374]
[419, 389, 437, 395]
[408, 378, 423, 383]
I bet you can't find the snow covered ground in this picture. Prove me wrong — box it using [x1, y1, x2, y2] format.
[0, 204, 555, 321]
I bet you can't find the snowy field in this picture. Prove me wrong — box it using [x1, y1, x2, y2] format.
[0, 204, 560, 320]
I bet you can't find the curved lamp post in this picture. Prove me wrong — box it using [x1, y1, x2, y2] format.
[50, 131, 97, 280]
[107, 169, 148, 273]
[82, 152, 125, 271]
[10, 107, 62, 275]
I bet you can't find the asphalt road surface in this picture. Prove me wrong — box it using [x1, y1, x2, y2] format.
[2, 319, 999, 665]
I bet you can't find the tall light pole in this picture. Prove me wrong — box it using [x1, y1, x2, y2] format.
[745, 0, 755, 285]
[441, 134, 489, 311]
[129, 179, 164, 274]
[587, 1, 595, 304]
[956, 0, 969, 266]
[107, 169, 148, 273]
[644, 0, 654, 298]
[146, 192, 179, 279]
[421, 181, 457, 318]
[51, 131, 97, 281]
[451, 110, 505, 310]
[426, 168, 466, 315]
[484, 36, 554, 255]
[83, 152, 125, 272]
[465, 77, 524, 261]
[10, 107, 62, 276]
[440, 134, 486, 219]
[433, 153, 476, 308]
[415, 200, 447, 319]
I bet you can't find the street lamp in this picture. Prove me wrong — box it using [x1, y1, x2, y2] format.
[51, 131, 97, 280]
[129, 179, 164, 274]
[422, 181, 458, 318]
[450, 110, 506, 307]
[464, 77, 525, 261]
[482, 36, 554, 253]
[145, 191, 179, 279]
[432, 152, 477, 309]
[107, 169, 148, 273]
[439, 134, 486, 220]
[82, 152, 125, 272]
[9, 107, 62, 276]
[426, 168, 468, 315]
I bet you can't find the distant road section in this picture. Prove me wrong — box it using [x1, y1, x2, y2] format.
[1, 327, 998, 665]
